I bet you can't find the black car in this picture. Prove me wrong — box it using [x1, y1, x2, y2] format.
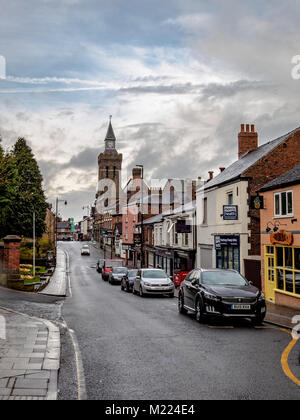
[108, 267, 128, 285]
[178, 269, 266, 325]
[121, 269, 138, 292]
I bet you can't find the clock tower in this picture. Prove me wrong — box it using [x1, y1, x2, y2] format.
[97, 116, 123, 209]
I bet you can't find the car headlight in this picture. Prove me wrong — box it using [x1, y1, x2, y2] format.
[203, 292, 220, 302]
[143, 282, 152, 287]
[258, 292, 265, 301]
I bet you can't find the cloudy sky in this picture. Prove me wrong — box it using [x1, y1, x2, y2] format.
[0, 0, 300, 221]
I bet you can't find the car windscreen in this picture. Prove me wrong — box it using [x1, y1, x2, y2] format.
[202, 271, 248, 286]
[82, 246, 89, 249]
[113, 268, 127, 274]
[104, 261, 123, 268]
[142, 270, 167, 279]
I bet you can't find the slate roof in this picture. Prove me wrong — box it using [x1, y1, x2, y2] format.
[105, 120, 116, 141]
[202, 126, 300, 191]
[260, 163, 300, 192]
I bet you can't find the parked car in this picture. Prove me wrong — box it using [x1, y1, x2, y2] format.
[178, 268, 266, 325]
[81, 245, 90, 256]
[121, 269, 138, 292]
[108, 267, 128, 285]
[133, 269, 175, 298]
[101, 259, 124, 281]
[173, 270, 189, 288]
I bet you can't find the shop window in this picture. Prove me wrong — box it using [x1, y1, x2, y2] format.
[276, 247, 284, 267]
[274, 191, 293, 217]
[274, 246, 300, 296]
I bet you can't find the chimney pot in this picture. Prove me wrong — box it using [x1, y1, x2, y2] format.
[246, 124, 250, 132]
[241, 124, 245, 132]
[219, 167, 225, 173]
[208, 171, 214, 180]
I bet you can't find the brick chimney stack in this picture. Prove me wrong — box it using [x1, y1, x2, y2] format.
[219, 167, 226, 173]
[208, 171, 214, 180]
[238, 124, 258, 158]
[132, 167, 142, 179]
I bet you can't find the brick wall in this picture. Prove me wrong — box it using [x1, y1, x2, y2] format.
[243, 129, 300, 256]
[3, 236, 21, 274]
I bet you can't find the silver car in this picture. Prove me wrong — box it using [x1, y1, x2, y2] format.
[133, 269, 175, 298]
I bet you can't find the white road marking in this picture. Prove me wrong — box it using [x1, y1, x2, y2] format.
[0, 314, 6, 340]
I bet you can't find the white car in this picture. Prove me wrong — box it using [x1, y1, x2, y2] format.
[81, 245, 90, 256]
[133, 269, 174, 297]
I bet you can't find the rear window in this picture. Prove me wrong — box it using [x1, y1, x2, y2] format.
[113, 267, 127, 274]
[104, 261, 123, 268]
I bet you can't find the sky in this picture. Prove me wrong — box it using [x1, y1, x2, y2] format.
[0, 0, 300, 221]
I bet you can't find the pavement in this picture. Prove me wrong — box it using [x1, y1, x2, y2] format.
[0, 307, 60, 400]
[39, 248, 67, 297]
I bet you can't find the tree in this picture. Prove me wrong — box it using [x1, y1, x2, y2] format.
[6, 138, 48, 238]
[0, 141, 18, 238]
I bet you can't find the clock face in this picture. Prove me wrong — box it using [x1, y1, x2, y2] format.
[107, 141, 115, 149]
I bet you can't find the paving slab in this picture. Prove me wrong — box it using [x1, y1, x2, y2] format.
[0, 307, 60, 400]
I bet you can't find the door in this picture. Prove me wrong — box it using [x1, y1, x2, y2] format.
[244, 259, 262, 290]
[184, 270, 197, 309]
[188, 271, 201, 310]
[264, 246, 276, 302]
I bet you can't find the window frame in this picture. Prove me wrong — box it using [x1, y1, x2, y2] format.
[274, 190, 294, 218]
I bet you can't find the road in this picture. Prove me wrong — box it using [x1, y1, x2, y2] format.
[59, 242, 300, 400]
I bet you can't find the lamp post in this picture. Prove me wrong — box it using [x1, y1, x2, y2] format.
[136, 165, 144, 268]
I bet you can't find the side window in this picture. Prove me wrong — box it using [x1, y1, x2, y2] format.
[185, 271, 194, 282]
[192, 271, 200, 284]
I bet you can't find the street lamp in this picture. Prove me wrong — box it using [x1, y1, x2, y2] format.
[136, 165, 144, 268]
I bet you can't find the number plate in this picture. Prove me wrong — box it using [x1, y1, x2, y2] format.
[231, 304, 251, 310]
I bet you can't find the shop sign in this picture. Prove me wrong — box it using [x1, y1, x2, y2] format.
[223, 205, 238, 221]
[270, 230, 293, 246]
[215, 235, 240, 250]
[176, 220, 191, 234]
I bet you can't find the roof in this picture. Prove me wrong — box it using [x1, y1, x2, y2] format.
[202, 126, 300, 191]
[105, 120, 116, 141]
[138, 200, 195, 226]
[260, 163, 300, 192]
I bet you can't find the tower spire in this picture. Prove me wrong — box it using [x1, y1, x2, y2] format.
[104, 115, 116, 150]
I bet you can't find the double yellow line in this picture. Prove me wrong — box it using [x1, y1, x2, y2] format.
[280, 330, 300, 387]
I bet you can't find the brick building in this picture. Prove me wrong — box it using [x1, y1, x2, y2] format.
[260, 163, 300, 309]
[196, 124, 300, 288]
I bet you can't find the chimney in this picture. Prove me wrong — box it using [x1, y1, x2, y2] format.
[219, 167, 225, 173]
[238, 124, 258, 158]
[208, 171, 214, 180]
[132, 167, 142, 179]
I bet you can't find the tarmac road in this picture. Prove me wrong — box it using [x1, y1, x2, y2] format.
[52, 243, 300, 399]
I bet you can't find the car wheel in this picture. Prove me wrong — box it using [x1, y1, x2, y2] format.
[195, 298, 204, 323]
[139, 286, 144, 297]
[252, 315, 265, 326]
[178, 293, 187, 314]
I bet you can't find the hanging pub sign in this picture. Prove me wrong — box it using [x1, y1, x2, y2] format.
[176, 220, 191, 233]
[223, 205, 238, 221]
[134, 233, 142, 245]
[270, 230, 293, 246]
[251, 195, 264, 210]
